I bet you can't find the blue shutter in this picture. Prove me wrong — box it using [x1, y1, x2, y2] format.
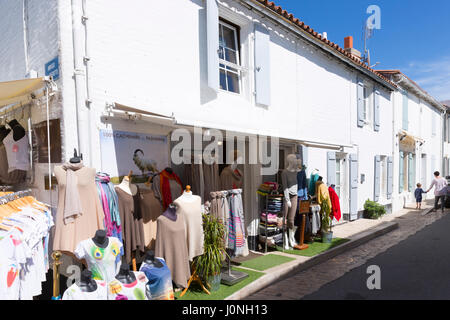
[206, 0, 219, 91]
[254, 23, 271, 106]
[399, 151, 404, 192]
[327, 152, 336, 186]
[402, 91, 408, 131]
[387, 156, 393, 199]
[408, 153, 414, 191]
[357, 78, 364, 127]
[374, 87, 380, 131]
[374, 155, 381, 201]
[349, 153, 359, 221]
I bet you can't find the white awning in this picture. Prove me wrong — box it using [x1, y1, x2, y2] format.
[0, 77, 49, 109]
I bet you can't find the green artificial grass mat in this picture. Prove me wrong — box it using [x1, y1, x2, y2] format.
[174, 267, 264, 300]
[278, 237, 350, 257]
[239, 253, 295, 271]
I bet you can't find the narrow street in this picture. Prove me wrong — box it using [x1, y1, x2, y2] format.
[246, 201, 448, 300]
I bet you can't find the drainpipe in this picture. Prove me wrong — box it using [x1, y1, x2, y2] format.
[71, 0, 91, 166]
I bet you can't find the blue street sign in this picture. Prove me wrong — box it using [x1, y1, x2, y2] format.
[45, 56, 60, 80]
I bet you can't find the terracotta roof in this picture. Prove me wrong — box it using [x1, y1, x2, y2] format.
[252, 0, 397, 88]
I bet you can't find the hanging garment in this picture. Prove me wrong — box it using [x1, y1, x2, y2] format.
[310, 205, 321, 235]
[184, 164, 204, 202]
[2, 131, 30, 172]
[0, 144, 27, 184]
[152, 170, 183, 210]
[139, 258, 174, 300]
[328, 186, 341, 221]
[209, 191, 230, 246]
[107, 271, 150, 300]
[220, 166, 244, 190]
[115, 186, 146, 264]
[74, 237, 123, 284]
[53, 165, 105, 254]
[297, 169, 308, 190]
[95, 173, 123, 249]
[154, 213, 191, 288]
[227, 189, 248, 257]
[139, 185, 163, 250]
[62, 280, 108, 300]
[308, 173, 319, 196]
[316, 182, 332, 215]
[203, 162, 220, 202]
[174, 195, 204, 261]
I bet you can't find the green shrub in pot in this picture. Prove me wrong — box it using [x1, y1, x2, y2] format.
[364, 199, 386, 219]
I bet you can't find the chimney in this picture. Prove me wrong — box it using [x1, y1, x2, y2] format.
[344, 36, 361, 61]
[322, 32, 327, 40]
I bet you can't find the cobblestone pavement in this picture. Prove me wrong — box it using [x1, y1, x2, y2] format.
[245, 202, 446, 300]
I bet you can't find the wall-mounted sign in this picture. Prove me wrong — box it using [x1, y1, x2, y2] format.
[45, 56, 59, 80]
[99, 129, 169, 184]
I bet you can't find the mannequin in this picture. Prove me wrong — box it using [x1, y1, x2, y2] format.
[162, 204, 177, 221]
[92, 229, 109, 248]
[115, 263, 136, 284]
[78, 269, 98, 292]
[117, 172, 138, 196]
[281, 154, 299, 249]
[177, 185, 196, 202]
[7, 119, 26, 141]
[143, 250, 164, 268]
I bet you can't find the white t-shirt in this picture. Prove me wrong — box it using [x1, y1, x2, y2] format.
[2, 132, 30, 172]
[108, 271, 150, 300]
[74, 237, 123, 284]
[62, 280, 108, 300]
[429, 177, 448, 196]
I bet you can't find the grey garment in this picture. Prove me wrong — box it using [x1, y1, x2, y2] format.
[283, 195, 298, 229]
[203, 163, 219, 202]
[210, 191, 230, 247]
[311, 205, 321, 235]
[281, 169, 298, 196]
[227, 189, 248, 257]
[152, 174, 183, 204]
[184, 164, 204, 201]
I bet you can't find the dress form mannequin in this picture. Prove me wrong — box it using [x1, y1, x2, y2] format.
[282, 154, 299, 249]
[144, 250, 164, 268]
[116, 263, 136, 284]
[78, 269, 98, 292]
[117, 172, 138, 196]
[92, 229, 109, 248]
[177, 185, 196, 203]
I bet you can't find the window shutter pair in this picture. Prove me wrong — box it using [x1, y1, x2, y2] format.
[357, 78, 380, 131]
[408, 153, 414, 192]
[206, 0, 271, 106]
[399, 152, 404, 192]
[327, 152, 336, 186]
[387, 156, 393, 199]
[402, 91, 409, 131]
[349, 153, 359, 221]
[373, 88, 380, 132]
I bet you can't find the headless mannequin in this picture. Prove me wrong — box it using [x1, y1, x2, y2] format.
[0, 126, 11, 142]
[282, 154, 299, 249]
[78, 269, 98, 292]
[117, 175, 138, 196]
[7, 120, 26, 142]
[116, 263, 136, 284]
[177, 185, 197, 203]
[92, 230, 109, 248]
[144, 250, 164, 268]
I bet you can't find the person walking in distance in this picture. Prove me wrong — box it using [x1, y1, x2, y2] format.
[414, 183, 427, 210]
[426, 171, 448, 213]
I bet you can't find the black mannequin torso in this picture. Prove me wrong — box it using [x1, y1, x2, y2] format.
[144, 250, 163, 268]
[78, 269, 98, 292]
[116, 264, 136, 284]
[92, 230, 109, 248]
[7, 120, 26, 142]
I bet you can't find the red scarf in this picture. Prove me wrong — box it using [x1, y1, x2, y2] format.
[328, 186, 341, 221]
[160, 170, 183, 209]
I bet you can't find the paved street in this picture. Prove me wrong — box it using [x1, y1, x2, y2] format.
[246, 202, 448, 300]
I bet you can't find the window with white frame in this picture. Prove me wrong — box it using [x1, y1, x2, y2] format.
[363, 83, 372, 123]
[219, 20, 241, 94]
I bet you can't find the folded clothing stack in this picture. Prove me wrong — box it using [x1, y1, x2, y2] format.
[257, 182, 279, 196]
[260, 212, 278, 223]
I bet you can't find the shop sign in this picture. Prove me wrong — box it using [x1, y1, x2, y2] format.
[45, 56, 60, 80]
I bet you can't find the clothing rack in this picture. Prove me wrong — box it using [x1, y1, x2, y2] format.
[0, 188, 32, 203]
[0, 185, 13, 192]
[259, 193, 284, 253]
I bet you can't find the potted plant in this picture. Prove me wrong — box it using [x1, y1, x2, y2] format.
[363, 199, 386, 219]
[321, 196, 333, 243]
[193, 214, 227, 292]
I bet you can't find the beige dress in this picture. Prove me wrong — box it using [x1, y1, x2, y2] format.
[140, 186, 163, 250]
[155, 213, 191, 288]
[173, 195, 204, 261]
[53, 166, 105, 254]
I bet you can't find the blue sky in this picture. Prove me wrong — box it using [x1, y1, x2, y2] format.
[273, 0, 450, 102]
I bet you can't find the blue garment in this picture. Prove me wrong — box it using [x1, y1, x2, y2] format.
[297, 187, 308, 200]
[297, 169, 307, 189]
[414, 188, 426, 202]
[139, 258, 174, 300]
